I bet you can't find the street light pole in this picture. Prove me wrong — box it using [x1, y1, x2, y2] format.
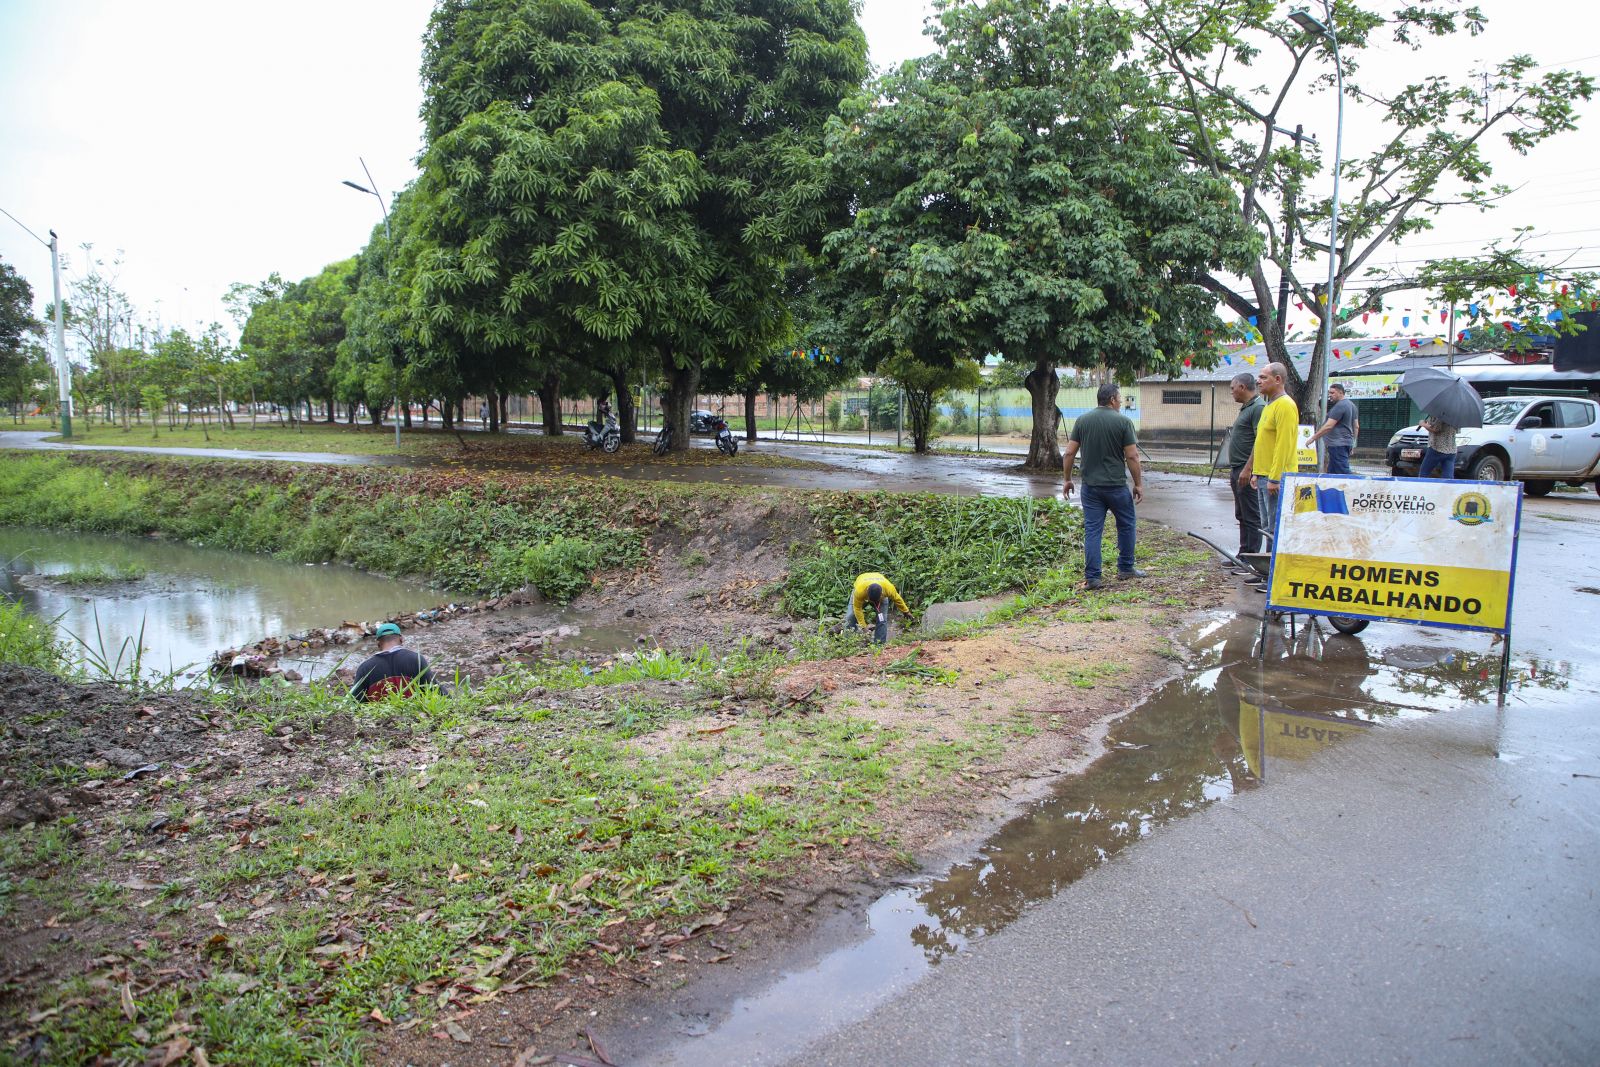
[48, 231, 71, 438]
[343, 161, 400, 449]
[1290, 4, 1344, 450]
[0, 207, 74, 437]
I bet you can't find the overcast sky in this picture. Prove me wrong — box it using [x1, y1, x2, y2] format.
[1, 0, 1596, 350]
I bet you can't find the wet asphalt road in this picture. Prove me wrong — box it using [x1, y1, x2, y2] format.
[6, 431, 1599, 1064]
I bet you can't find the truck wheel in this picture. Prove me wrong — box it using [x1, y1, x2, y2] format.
[1523, 480, 1553, 497]
[1468, 453, 1507, 482]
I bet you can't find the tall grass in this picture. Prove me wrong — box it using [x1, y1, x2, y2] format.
[783, 492, 1081, 619]
[0, 597, 69, 673]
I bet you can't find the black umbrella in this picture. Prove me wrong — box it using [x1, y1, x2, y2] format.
[1398, 367, 1484, 429]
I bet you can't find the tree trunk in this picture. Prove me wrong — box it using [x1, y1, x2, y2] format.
[743, 384, 760, 441]
[325, 393, 336, 423]
[605, 365, 636, 443]
[1023, 360, 1063, 469]
[538, 374, 564, 435]
[903, 386, 934, 454]
[497, 391, 509, 430]
[441, 400, 454, 431]
[402, 401, 413, 428]
[368, 402, 384, 427]
[662, 358, 700, 453]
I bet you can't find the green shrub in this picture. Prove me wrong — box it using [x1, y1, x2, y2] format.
[783, 493, 1080, 619]
[517, 536, 602, 602]
[0, 598, 68, 673]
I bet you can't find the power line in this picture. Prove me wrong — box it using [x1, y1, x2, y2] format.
[0, 205, 50, 249]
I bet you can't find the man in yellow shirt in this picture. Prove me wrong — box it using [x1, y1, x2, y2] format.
[847, 572, 911, 644]
[1239, 362, 1300, 541]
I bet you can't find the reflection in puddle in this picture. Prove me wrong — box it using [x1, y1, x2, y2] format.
[0, 527, 444, 685]
[653, 607, 1574, 1065]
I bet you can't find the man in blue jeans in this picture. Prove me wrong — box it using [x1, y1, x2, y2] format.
[1062, 383, 1145, 590]
[1307, 382, 1359, 475]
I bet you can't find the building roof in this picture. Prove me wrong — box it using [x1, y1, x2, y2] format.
[1138, 336, 1460, 384]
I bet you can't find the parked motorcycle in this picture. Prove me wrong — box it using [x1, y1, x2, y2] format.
[583, 414, 621, 454]
[712, 416, 738, 456]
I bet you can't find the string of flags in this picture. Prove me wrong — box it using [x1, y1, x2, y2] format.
[790, 345, 840, 363]
[1220, 273, 1597, 355]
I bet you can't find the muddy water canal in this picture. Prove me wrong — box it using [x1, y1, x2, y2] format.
[0, 527, 444, 684]
[635, 604, 1570, 1065]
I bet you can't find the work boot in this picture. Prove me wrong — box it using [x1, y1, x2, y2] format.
[1116, 568, 1148, 580]
[1085, 578, 1104, 590]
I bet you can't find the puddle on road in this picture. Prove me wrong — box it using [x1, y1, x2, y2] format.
[645, 606, 1574, 1065]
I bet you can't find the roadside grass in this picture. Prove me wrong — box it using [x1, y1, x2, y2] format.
[15, 650, 922, 1064]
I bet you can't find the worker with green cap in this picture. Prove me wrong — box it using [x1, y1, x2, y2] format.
[350, 622, 437, 701]
[846, 572, 911, 644]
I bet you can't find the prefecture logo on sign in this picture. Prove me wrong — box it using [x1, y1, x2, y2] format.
[1268, 474, 1522, 633]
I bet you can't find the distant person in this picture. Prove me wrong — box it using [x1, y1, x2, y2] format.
[1062, 382, 1145, 590]
[847, 572, 911, 644]
[1240, 362, 1299, 534]
[1307, 382, 1359, 475]
[350, 622, 437, 702]
[1225, 372, 1266, 554]
[479, 403, 489, 427]
[1417, 415, 1458, 479]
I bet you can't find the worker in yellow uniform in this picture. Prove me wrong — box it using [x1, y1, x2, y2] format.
[1238, 361, 1300, 544]
[847, 572, 911, 644]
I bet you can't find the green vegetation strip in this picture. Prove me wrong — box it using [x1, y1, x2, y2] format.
[0, 452, 1081, 613]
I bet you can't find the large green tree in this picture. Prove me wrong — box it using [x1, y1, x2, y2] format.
[822, 0, 1256, 464]
[0, 258, 40, 414]
[413, 0, 867, 450]
[238, 260, 356, 424]
[1131, 0, 1595, 419]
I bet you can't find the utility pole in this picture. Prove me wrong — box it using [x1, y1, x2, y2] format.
[343, 160, 400, 449]
[49, 231, 72, 438]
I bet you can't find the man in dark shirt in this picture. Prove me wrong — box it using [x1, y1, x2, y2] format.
[1226, 372, 1266, 554]
[1307, 382, 1359, 475]
[1062, 383, 1145, 590]
[350, 622, 437, 702]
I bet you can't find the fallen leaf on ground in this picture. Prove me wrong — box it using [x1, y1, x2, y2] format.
[120, 984, 137, 1021]
[444, 1020, 472, 1044]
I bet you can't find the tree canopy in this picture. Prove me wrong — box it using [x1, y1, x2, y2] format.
[1131, 0, 1596, 418]
[412, 0, 868, 447]
[821, 0, 1256, 461]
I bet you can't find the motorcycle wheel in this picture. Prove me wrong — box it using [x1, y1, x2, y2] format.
[1327, 615, 1370, 636]
[603, 434, 621, 454]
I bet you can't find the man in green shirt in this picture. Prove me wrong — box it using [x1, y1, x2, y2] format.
[1226, 371, 1266, 554]
[1063, 383, 1145, 590]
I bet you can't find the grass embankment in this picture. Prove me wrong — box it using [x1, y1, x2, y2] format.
[0, 451, 1212, 1063]
[26, 416, 825, 469]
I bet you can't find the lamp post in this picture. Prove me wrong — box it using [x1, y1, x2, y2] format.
[342, 161, 400, 449]
[1290, 3, 1344, 448]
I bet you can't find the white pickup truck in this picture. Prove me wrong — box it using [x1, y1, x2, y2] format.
[1385, 394, 1600, 497]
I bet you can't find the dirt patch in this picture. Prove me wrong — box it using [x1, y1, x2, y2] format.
[0, 666, 216, 797]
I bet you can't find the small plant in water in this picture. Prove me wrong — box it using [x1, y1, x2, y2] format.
[59, 606, 193, 692]
[52, 563, 149, 586]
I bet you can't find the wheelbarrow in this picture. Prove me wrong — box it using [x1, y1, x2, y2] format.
[1187, 530, 1370, 636]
